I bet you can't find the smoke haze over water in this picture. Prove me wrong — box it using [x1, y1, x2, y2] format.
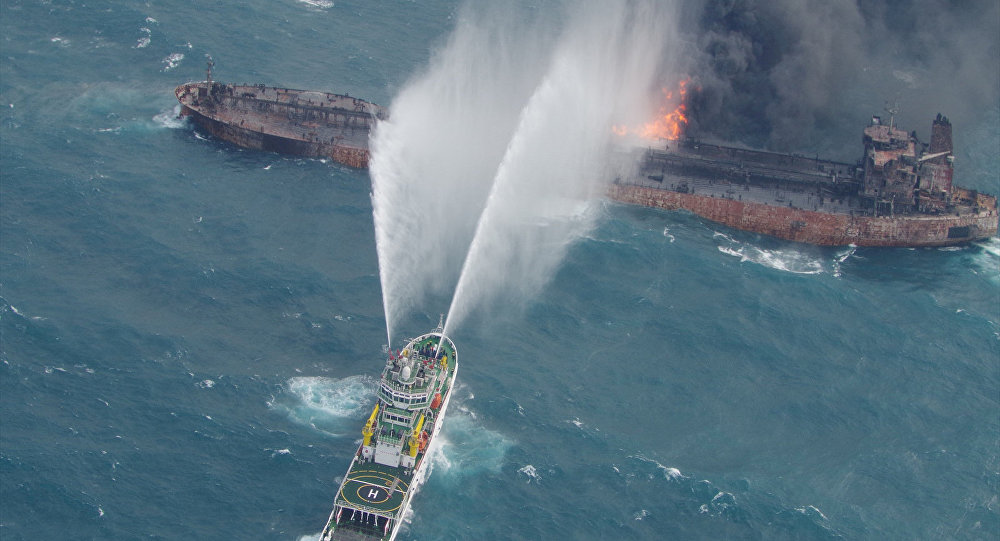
[371, 1, 680, 341]
[679, 0, 1000, 159]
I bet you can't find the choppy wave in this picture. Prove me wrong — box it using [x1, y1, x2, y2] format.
[135, 26, 152, 49]
[517, 464, 541, 483]
[297, 0, 334, 9]
[161, 53, 184, 71]
[428, 401, 512, 480]
[629, 453, 684, 481]
[6, 302, 46, 321]
[714, 232, 850, 275]
[621, 453, 838, 535]
[152, 105, 185, 129]
[971, 237, 1000, 282]
[269, 375, 377, 436]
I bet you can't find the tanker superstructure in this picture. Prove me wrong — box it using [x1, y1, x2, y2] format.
[174, 62, 385, 168]
[608, 113, 997, 246]
[319, 328, 457, 540]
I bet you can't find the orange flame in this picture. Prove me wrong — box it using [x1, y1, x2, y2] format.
[614, 79, 690, 141]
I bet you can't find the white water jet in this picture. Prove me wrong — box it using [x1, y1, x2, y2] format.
[371, 1, 682, 342]
[370, 5, 552, 344]
[443, 1, 681, 336]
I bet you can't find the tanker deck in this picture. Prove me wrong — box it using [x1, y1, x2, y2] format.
[175, 80, 386, 168]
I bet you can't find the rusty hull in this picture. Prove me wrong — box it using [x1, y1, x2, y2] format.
[608, 183, 998, 247]
[175, 82, 383, 168]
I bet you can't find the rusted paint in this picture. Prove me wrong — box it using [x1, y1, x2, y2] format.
[176, 82, 380, 169]
[607, 183, 998, 247]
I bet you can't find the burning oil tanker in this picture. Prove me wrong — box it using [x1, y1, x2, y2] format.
[610, 111, 998, 246]
[174, 69, 997, 247]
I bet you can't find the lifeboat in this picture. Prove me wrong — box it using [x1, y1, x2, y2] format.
[430, 392, 442, 410]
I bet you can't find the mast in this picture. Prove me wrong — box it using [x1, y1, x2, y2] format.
[205, 55, 214, 85]
[884, 101, 899, 133]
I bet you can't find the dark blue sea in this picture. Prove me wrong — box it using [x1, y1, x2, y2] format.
[2, 1, 999, 540]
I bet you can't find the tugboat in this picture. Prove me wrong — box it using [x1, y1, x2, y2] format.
[319, 325, 458, 540]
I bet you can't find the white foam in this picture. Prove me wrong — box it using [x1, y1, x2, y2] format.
[297, 0, 334, 8]
[717, 242, 825, 275]
[630, 453, 684, 480]
[633, 509, 649, 520]
[429, 403, 512, 479]
[795, 505, 829, 521]
[662, 227, 675, 243]
[153, 105, 184, 129]
[518, 464, 540, 483]
[161, 53, 184, 71]
[971, 237, 1000, 282]
[285, 375, 375, 418]
[197, 379, 215, 388]
[832, 244, 857, 277]
[977, 237, 1000, 258]
[135, 36, 151, 49]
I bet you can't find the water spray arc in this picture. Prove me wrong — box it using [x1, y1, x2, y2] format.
[371, 1, 681, 340]
[369, 6, 553, 344]
[442, 1, 681, 337]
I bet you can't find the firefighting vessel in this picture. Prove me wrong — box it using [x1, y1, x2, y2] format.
[174, 59, 386, 168]
[319, 327, 458, 540]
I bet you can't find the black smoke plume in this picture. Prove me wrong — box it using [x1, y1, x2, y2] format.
[677, 0, 1000, 160]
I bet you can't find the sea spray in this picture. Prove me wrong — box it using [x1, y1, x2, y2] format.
[372, 1, 683, 341]
[443, 1, 681, 335]
[370, 5, 553, 344]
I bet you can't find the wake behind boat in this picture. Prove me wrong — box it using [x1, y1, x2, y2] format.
[320, 326, 458, 540]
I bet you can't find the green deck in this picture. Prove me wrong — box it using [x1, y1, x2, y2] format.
[337, 461, 413, 517]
